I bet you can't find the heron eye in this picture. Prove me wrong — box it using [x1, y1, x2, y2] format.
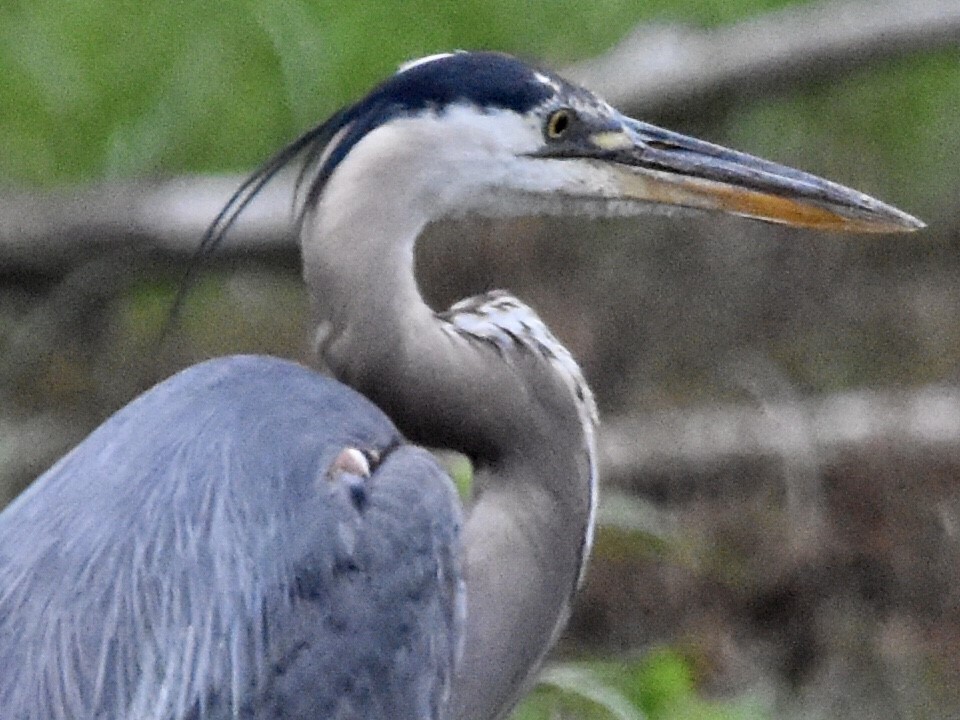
[545, 109, 573, 140]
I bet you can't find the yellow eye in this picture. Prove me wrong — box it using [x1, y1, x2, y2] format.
[546, 109, 572, 139]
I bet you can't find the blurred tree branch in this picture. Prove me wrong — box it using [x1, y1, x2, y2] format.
[567, 0, 960, 115]
[6, 384, 960, 506]
[1, 0, 958, 274]
[0, 176, 298, 273]
[600, 385, 960, 487]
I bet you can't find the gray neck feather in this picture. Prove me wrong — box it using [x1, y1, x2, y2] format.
[301, 176, 595, 720]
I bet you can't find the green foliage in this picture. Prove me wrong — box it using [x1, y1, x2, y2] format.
[1, 0, 803, 185]
[512, 649, 770, 720]
[3, 0, 952, 204]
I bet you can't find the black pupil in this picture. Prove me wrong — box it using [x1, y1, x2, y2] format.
[551, 111, 569, 136]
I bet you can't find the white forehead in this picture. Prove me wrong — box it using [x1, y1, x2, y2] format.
[345, 104, 545, 175]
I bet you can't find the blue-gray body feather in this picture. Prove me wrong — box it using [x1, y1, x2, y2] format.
[0, 355, 463, 719]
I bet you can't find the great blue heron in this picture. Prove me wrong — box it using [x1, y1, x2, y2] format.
[0, 51, 921, 720]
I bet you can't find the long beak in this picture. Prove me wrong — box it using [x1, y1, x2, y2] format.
[582, 116, 924, 233]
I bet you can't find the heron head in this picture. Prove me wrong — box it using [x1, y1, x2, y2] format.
[301, 51, 922, 234]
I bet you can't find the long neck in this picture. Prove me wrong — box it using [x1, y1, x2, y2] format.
[302, 179, 594, 720]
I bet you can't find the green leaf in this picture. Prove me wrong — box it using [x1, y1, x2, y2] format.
[539, 664, 647, 720]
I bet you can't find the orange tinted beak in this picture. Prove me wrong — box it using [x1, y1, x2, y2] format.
[558, 115, 924, 233]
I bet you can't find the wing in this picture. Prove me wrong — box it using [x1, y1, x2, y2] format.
[0, 355, 463, 720]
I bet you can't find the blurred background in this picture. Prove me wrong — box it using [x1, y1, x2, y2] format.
[2, 0, 959, 718]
